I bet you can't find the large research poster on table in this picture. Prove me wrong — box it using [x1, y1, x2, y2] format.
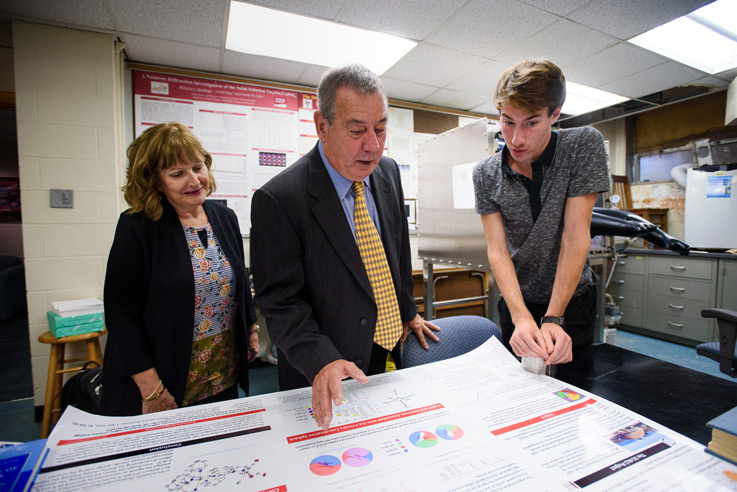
[34, 337, 737, 492]
[133, 70, 308, 232]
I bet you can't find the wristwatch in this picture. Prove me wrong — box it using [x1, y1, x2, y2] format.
[541, 316, 566, 328]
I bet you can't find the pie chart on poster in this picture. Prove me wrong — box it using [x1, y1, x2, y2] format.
[436, 424, 464, 440]
[342, 447, 373, 467]
[309, 455, 341, 476]
[409, 431, 439, 448]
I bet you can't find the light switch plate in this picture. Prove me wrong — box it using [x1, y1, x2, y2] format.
[50, 189, 74, 208]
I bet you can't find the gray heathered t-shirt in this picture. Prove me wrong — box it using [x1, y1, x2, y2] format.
[473, 126, 610, 304]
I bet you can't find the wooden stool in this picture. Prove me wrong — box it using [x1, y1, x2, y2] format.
[37, 328, 106, 438]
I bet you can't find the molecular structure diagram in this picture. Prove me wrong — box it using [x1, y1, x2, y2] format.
[165, 459, 265, 491]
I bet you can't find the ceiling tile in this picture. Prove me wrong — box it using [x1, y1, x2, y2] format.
[335, 0, 467, 40]
[494, 19, 618, 68]
[383, 77, 438, 103]
[222, 51, 312, 85]
[0, 0, 731, 119]
[0, 0, 113, 31]
[123, 35, 221, 73]
[470, 101, 499, 116]
[518, 0, 591, 17]
[243, 0, 343, 21]
[110, 0, 226, 47]
[562, 42, 668, 88]
[425, 0, 558, 58]
[444, 60, 509, 96]
[566, 0, 714, 40]
[383, 43, 486, 88]
[600, 61, 706, 99]
[296, 64, 330, 88]
[420, 89, 490, 111]
[714, 67, 737, 85]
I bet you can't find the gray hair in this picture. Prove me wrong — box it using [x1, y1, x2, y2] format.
[317, 64, 387, 126]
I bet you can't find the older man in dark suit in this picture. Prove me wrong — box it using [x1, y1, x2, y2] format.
[251, 64, 438, 429]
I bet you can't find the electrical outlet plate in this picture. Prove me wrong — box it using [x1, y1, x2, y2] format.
[50, 189, 74, 208]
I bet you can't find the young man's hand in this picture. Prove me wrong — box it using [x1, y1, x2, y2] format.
[510, 318, 549, 359]
[540, 323, 572, 364]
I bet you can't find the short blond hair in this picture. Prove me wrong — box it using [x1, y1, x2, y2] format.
[123, 122, 215, 220]
[494, 59, 566, 116]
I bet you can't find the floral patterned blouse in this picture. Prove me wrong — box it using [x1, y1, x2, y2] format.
[182, 223, 238, 406]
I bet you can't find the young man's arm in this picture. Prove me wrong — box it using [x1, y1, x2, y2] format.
[481, 213, 548, 359]
[541, 192, 599, 364]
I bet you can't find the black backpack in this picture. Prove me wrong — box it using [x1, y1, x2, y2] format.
[60, 361, 103, 414]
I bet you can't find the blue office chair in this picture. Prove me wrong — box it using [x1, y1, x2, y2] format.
[401, 315, 502, 368]
[696, 308, 737, 378]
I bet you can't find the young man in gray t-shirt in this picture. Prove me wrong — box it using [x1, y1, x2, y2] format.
[473, 59, 610, 366]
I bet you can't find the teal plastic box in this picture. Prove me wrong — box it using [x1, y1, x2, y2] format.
[47, 311, 105, 338]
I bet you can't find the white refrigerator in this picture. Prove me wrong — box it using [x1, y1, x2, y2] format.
[684, 166, 737, 249]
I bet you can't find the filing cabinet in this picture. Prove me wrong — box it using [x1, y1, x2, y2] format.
[718, 259, 737, 310]
[644, 256, 717, 343]
[611, 252, 729, 345]
[608, 254, 646, 327]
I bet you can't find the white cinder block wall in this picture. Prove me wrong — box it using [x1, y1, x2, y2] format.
[13, 22, 123, 407]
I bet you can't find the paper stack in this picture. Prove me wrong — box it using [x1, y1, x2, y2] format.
[47, 298, 105, 337]
[50, 298, 104, 317]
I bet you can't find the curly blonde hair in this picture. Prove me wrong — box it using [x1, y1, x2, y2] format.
[123, 122, 216, 220]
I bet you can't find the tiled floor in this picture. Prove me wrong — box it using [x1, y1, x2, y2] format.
[1, 329, 733, 443]
[612, 329, 734, 381]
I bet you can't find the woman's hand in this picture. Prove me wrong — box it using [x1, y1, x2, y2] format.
[141, 388, 177, 414]
[132, 368, 177, 414]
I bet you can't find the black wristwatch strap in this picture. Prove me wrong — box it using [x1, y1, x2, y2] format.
[541, 316, 566, 328]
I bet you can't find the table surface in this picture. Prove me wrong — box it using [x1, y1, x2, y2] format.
[557, 343, 737, 446]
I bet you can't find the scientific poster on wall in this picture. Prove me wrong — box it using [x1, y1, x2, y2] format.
[298, 93, 319, 156]
[34, 337, 737, 492]
[133, 71, 300, 233]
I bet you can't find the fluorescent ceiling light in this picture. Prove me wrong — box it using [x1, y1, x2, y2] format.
[690, 0, 737, 36]
[629, 0, 737, 74]
[226, 1, 417, 75]
[562, 82, 628, 116]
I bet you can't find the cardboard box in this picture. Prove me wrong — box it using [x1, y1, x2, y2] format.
[47, 311, 105, 338]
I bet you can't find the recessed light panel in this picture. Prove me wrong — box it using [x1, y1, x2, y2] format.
[226, 2, 417, 75]
[629, 0, 737, 74]
[562, 82, 628, 116]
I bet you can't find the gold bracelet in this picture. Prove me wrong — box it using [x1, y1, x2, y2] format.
[142, 379, 163, 402]
[248, 324, 260, 334]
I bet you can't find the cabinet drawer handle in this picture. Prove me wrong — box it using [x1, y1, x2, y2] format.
[668, 286, 685, 292]
[670, 265, 686, 271]
[613, 279, 625, 284]
[615, 296, 624, 301]
[617, 261, 626, 265]
[667, 321, 683, 328]
[668, 304, 684, 310]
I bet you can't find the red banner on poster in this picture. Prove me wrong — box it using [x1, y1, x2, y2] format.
[135, 71, 299, 111]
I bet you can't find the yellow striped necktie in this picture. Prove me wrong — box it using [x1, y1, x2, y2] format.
[353, 181, 403, 350]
